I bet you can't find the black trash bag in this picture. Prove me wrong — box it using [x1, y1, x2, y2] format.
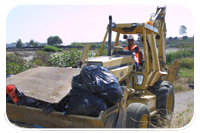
[15, 88, 37, 107]
[31, 100, 54, 114]
[6, 94, 14, 104]
[66, 88, 107, 117]
[6, 87, 55, 114]
[71, 74, 88, 90]
[54, 95, 70, 113]
[100, 88, 123, 106]
[42, 104, 54, 114]
[80, 65, 123, 105]
[16, 90, 56, 114]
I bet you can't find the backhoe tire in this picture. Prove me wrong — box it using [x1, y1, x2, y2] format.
[148, 81, 175, 126]
[126, 103, 150, 128]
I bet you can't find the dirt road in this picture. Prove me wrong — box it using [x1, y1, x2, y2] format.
[170, 90, 194, 128]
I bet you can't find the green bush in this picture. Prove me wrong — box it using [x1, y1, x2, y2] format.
[166, 48, 194, 64]
[101, 49, 108, 56]
[178, 58, 194, 78]
[70, 43, 84, 47]
[43, 45, 57, 52]
[6, 53, 31, 76]
[181, 58, 194, 69]
[31, 51, 51, 66]
[43, 45, 63, 52]
[95, 48, 108, 56]
[179, 68, 194, 78]
[90, 43, 101, 48]
[57, 48, 63, 52]
[32, 59, 44, 66]
[48, 49, 81, 67]
[88, 50, 98, 57]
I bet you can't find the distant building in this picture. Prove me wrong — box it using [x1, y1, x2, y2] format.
[6, 43, 16, 48]
[6, 42, 47, 48]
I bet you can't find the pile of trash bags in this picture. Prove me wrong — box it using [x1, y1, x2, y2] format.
[6, 65, 124, 117]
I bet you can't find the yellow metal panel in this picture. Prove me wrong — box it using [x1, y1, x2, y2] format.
[7, 102, 121, 128]
[103, 56, 133, 68]
[158, 24, 166, 64]
[146, 71, 155, 86]
[110, 65, 133, 82]
[142, 25, 150, 72]
[127, 95, 156, 112]
[147, 71, 167, 86]
[6, 103, 104, 128]
[150, 32, 160, 71]
[114, 23, 132, 28]
[149, 72, 162, 86]
[117, 88, 128, 128]
[87, 56, 133, 68]
[111, 23, 158, 35]
[81, 43, 90, 64]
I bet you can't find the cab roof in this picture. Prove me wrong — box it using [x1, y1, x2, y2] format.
[108, 23, 158, 34]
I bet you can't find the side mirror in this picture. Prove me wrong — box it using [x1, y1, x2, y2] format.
[123, 34, 127, 39]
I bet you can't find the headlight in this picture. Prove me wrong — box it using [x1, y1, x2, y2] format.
[136, 74, 144, 85]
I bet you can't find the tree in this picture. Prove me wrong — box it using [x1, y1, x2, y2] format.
[47, 36, 63, 46]
[16, 39, 23, 48]
[173, 36, 177, 40]
[28, 40, 34, 47]
[182, 36, 188, 40]
[179, 25, 187, 35]
[168, 37, 173, 41]
[34, 42, 39, 47]
[28, 39, 39, 47]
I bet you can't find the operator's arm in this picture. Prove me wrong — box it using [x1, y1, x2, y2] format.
[131, 46, 139, 53]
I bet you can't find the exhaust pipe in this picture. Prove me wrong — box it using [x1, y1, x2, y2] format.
[108, 15, 112, 56]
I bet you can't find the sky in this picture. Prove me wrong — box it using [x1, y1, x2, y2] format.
[6, 5, 194, 45]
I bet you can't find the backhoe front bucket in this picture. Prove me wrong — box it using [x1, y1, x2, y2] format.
[165, 60, 181, 83]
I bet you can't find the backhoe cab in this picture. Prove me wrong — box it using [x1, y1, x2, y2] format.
[86, 7, 180, 90]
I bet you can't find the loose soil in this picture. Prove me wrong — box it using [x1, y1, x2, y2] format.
[170, 90, 194, 128]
